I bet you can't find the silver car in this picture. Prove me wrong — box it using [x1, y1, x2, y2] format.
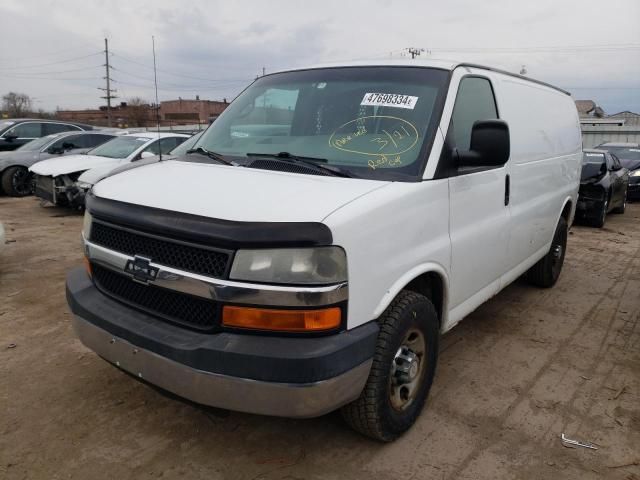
[0, 131, 116, 196]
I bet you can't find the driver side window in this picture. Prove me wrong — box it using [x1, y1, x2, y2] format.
[450, 77, 498, 150]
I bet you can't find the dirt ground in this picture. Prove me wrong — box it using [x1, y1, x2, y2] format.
[1, 196, 639, 480]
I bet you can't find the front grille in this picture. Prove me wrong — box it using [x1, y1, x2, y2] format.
[90, 221, 230, 278]
[35, 176, 55, 203]
[92, 263, 218, 330]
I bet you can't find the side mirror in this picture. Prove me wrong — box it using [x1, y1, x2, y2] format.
[140, 151, 156, 159]
[456, 120, 510, 168]
[62, 142, 75, 150]
[47, 146, 64, 154]
[4, 133, 17, 141]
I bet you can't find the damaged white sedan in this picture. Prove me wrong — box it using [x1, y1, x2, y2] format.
[30, 132, 189, 208]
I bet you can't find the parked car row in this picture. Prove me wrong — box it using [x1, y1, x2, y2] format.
[574, 142, 639, 228]
[30, 132, 190, 208]
[0, 131, 119, 196]
[0, 118, 94, 151]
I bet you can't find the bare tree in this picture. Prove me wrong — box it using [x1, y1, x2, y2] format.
[2, 92, 33, 117]
[126, 97, 151, 127]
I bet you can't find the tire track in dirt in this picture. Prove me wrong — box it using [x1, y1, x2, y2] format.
[446, 243, 640, 479]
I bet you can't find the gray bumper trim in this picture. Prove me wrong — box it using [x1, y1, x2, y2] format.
[72, 315, 372, 418]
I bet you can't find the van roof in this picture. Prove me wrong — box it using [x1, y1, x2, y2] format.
[272, 59, 570, 96]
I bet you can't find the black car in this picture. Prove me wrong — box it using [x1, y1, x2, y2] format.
[596, 142, 640, 200]
[576, 149, 629, 227]
[0, 119, 94, 151]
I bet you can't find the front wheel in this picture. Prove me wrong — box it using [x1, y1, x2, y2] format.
[526, 216, 568, 288]
[1, 166, 33, 197]
[612, 188, 627, 214]
[592, 197, 608, 228]
[341, 290, 439, 442]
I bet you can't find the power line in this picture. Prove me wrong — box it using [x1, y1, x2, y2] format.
[112, 66, 249, 89]
[112, 52, 248, 83]
[0, 46, 103, 62]
[0, 52, 103, 70]
[0, 65, 103, 76]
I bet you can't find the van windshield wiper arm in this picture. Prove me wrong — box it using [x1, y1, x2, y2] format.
[186, 147, 237, 166]
[245, 152, 355, 178]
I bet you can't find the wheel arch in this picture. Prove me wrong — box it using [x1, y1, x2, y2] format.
[373, 263, 449, 331]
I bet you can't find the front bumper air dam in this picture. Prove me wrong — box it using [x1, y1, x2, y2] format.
[66, 268, 378, 418]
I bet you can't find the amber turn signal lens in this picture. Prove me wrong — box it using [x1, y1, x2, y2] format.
[222, 306, 341, 332]
[83, 256, 92, 278]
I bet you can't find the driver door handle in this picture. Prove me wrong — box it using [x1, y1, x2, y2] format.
[504, 174, 510, 206]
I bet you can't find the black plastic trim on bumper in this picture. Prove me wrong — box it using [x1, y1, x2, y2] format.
[66, 267, 378, 384]
[85, 193, 333, 249]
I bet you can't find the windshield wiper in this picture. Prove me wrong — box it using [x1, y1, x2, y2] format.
[186, 147, 237, 166]
[246, 152, 355, 178]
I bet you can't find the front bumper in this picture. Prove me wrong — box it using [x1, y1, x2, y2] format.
[576, 198, 604, 218]
[66, 268, 377, 418]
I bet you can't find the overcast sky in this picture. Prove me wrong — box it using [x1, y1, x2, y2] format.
[1, 0, 639, 114]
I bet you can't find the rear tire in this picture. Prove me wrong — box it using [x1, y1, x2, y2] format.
[526, 216, 568, 288]
[1, 166, 33, 197]
[341, 290, 439, 442]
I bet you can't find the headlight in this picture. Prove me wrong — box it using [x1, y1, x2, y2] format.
[82, 211, 93, 239]
[632, 170, 640, 177]
[230, 247, 347, 285]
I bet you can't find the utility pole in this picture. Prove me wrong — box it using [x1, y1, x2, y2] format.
[405, 47, 426, 59]
[98, 38, 117, 127]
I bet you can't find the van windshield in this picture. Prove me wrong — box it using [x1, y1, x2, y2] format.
[197, 67, 449, 180]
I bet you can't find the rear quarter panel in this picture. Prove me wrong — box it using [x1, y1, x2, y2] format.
[492, 74, 582, 271]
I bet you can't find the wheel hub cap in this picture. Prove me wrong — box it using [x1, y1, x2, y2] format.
[552, 245, 563, 259]
[389, 328, 427, 411]
[394, 348, 420, 383]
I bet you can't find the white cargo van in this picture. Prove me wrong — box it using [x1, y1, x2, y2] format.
[66, 60, 582, 441]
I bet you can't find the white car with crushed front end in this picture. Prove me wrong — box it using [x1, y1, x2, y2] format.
[66, 60, 582, 441]
[30, 132, 189, 208]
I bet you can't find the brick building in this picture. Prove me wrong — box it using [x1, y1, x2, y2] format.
[160, 97, 228, 124]
[56, 97, 229, 128]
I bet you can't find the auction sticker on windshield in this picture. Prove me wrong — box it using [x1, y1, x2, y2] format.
[361, 93, 418, 109]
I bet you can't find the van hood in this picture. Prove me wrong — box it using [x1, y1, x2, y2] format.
[92, 159, 389, 222]
[29, 154, 122, 176]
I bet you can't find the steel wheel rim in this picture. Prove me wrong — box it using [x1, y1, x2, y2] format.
[551, 226, 566, 277]
[12, 169, 31, 196]
[389, 327, 426, 411]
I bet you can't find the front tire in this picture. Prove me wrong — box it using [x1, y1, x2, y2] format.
[341, 290, 439, 442]
[526, 216, 568, 288]
[592, 196, 608, 228]
[1, 166, 33, 197]
[612, 188, 627, 214]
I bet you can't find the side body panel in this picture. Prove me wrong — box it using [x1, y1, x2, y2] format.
[323, 180, 451, 330]
[494, 75, 582, 272]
